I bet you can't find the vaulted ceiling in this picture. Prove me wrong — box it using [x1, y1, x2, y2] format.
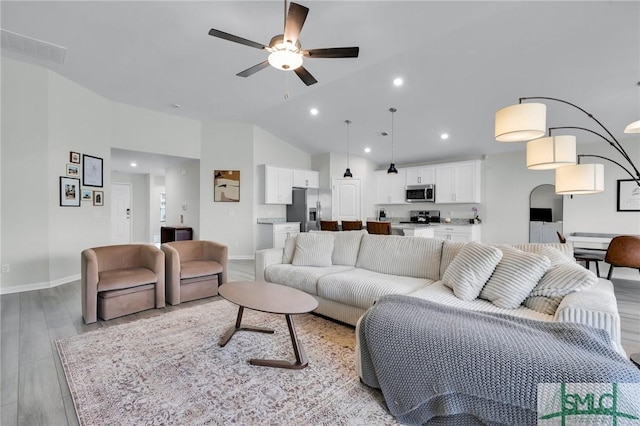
[3, 1, 639, 167]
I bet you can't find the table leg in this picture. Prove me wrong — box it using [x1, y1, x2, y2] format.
[219, 306, 274, 347]
[249, 314, 308, 370]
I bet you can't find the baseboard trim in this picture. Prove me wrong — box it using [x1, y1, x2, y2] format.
[0, 274, 81, 295]
[229, 255, 255, 260]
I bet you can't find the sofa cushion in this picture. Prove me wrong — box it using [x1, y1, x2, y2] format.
[439, 241, 467, 279]
[180, 260, 223, 279]
[98, 267, 157, 292]
[355, 235, 443, 280]
[523, 262, 598, 315]
[408, 281, 554, 321]
[508, 243, 574, 262]
[480, 246, 551, 308]
[537, 246, 573, 266]
[317, 268, 432, 310]
[311, 230, 366, 266]
[442, 242, 502, 301]
[282, 236, 297, 264]
[265, 264, 353, 295]
[292, 233, 334, 267]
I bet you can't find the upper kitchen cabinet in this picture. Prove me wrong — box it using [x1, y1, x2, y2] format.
[375, 169, 407, 204]
[435, 160, 481, 204]
[292, 169, 319, 188]
[264, 165, 293, 204]
[405, 166, 436, 186]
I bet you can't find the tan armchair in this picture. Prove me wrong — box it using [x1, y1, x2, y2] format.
[161, 240, 228, 305]
[81, 244, 165, 324]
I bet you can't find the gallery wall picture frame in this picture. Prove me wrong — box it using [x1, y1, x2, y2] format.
[70, 151, 81, 164]
[214, 170, 240, 202]
[93, 190, 104, 206]
[83, 154, 103, 187]
[617, 179, 640, 212]
[60, 176, 81, 207]
[81, 189, 93, 201]
[66, 163, 80, 177]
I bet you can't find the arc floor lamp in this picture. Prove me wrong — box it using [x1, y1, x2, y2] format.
[495, 97, 640, 195]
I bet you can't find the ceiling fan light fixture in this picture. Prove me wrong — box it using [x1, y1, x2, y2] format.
[268, 49, 303, 70]
[624, 119, 640, 133]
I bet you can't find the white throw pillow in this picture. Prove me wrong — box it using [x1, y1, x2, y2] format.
[282, 236, 297, 264]
[523, 262, 598, 315]
[311, 230, 366, 266]
[537, 246, 573, 267]
[292, 233, 334, 267]
[480, 246, 551, 309]
[442, 242, 503, 301]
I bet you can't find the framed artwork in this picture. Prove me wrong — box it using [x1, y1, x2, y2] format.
[60, 176, 81, 207]
[66, 163, 80, 177]
[83, 154, 103, 187]
[93, 190, 104, 206]
[70, 151, 81, 164]
[214, 170, 240, 202]
[617, 179, 640, 212]
[81, 189, 93, 201]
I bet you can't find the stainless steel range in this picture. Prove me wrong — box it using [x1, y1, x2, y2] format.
[400, 210, 441, 224]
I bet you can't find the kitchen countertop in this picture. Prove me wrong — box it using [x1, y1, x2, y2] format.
[256, 217, 288, 224]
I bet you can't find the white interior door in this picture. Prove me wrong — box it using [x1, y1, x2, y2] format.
[111, 183, 132, 244]
[332, 178, 361, 221]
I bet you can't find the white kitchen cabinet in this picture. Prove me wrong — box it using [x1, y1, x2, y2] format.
[398, 226, 435, 238]
[264, 165, 293, 204]
[405, 166, 436, 185]
[375, 169, 407, 204]
[434, 225, 481, 242]
[258, 222, 301, 249]
[435, 160, 481, 204]
[293, 169, 319, 188]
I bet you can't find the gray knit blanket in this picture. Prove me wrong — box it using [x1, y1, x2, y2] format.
[359, 295, 640, 425]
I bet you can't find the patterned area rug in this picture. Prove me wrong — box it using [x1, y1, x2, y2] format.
[56, 299, 398, 425]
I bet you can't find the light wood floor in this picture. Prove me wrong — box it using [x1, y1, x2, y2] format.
[1, 260, 638, 426]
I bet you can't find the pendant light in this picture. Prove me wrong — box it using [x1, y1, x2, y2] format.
[387, 107, 398, 174]
[343, 120, 353, 178]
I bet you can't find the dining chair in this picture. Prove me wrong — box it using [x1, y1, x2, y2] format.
[604, 235, 640, 280]
[341, 220, 363, 231]
[320, 220, 340, 231]
[557, 231, 606, 277]
[366, 221, 392, 235]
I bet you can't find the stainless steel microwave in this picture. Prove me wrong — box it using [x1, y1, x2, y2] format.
[406, 184, 435, 203]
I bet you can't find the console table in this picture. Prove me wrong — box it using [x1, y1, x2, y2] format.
[160, 226, 193, 243]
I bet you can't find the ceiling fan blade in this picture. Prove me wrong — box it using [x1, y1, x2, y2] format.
[284, 2, 309, 43]
[236, 60, 270, 78]
[294, 66, 317, 86]
[208, 28, 267, 50]
[303, 47, 360, 58]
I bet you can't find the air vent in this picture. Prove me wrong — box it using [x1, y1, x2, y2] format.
[1, 29, 66, 64]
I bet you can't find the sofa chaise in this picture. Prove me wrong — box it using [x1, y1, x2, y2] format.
[255, 230, 623, 355]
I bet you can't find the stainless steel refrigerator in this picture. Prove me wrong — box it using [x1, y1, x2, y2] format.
[286, 188, 332, 232]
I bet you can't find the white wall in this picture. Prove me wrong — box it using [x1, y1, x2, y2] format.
[200, 121, 254, 258]
[165, 160, 200, 238]
[1, 58, 51, 289]
[1, 58, 202, 291]
[150, 175, 165, 243]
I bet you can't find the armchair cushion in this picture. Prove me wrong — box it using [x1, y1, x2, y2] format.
[98, 267, 158, 292]
[180, 260, 223, 279]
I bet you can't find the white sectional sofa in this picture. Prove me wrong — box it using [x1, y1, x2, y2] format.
[254, 231, 623, 354]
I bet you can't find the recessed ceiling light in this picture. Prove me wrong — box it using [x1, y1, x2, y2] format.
[172, 104, 181, 108]
[364, 147, 371, 153]
[130, 162, 137, 167]
[393, 77, 403, 87]
[310, 108, 319, 116]
[440, 133, 449, 140]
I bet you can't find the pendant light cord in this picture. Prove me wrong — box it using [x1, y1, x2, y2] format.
[390, 107, 397, 163]
[346, 120, 351, 168]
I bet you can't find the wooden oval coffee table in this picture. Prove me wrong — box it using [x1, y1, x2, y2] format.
[218, 281, 319, 369]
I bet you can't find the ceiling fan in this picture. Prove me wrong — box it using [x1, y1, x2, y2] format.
[207, 1, 359, 86]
